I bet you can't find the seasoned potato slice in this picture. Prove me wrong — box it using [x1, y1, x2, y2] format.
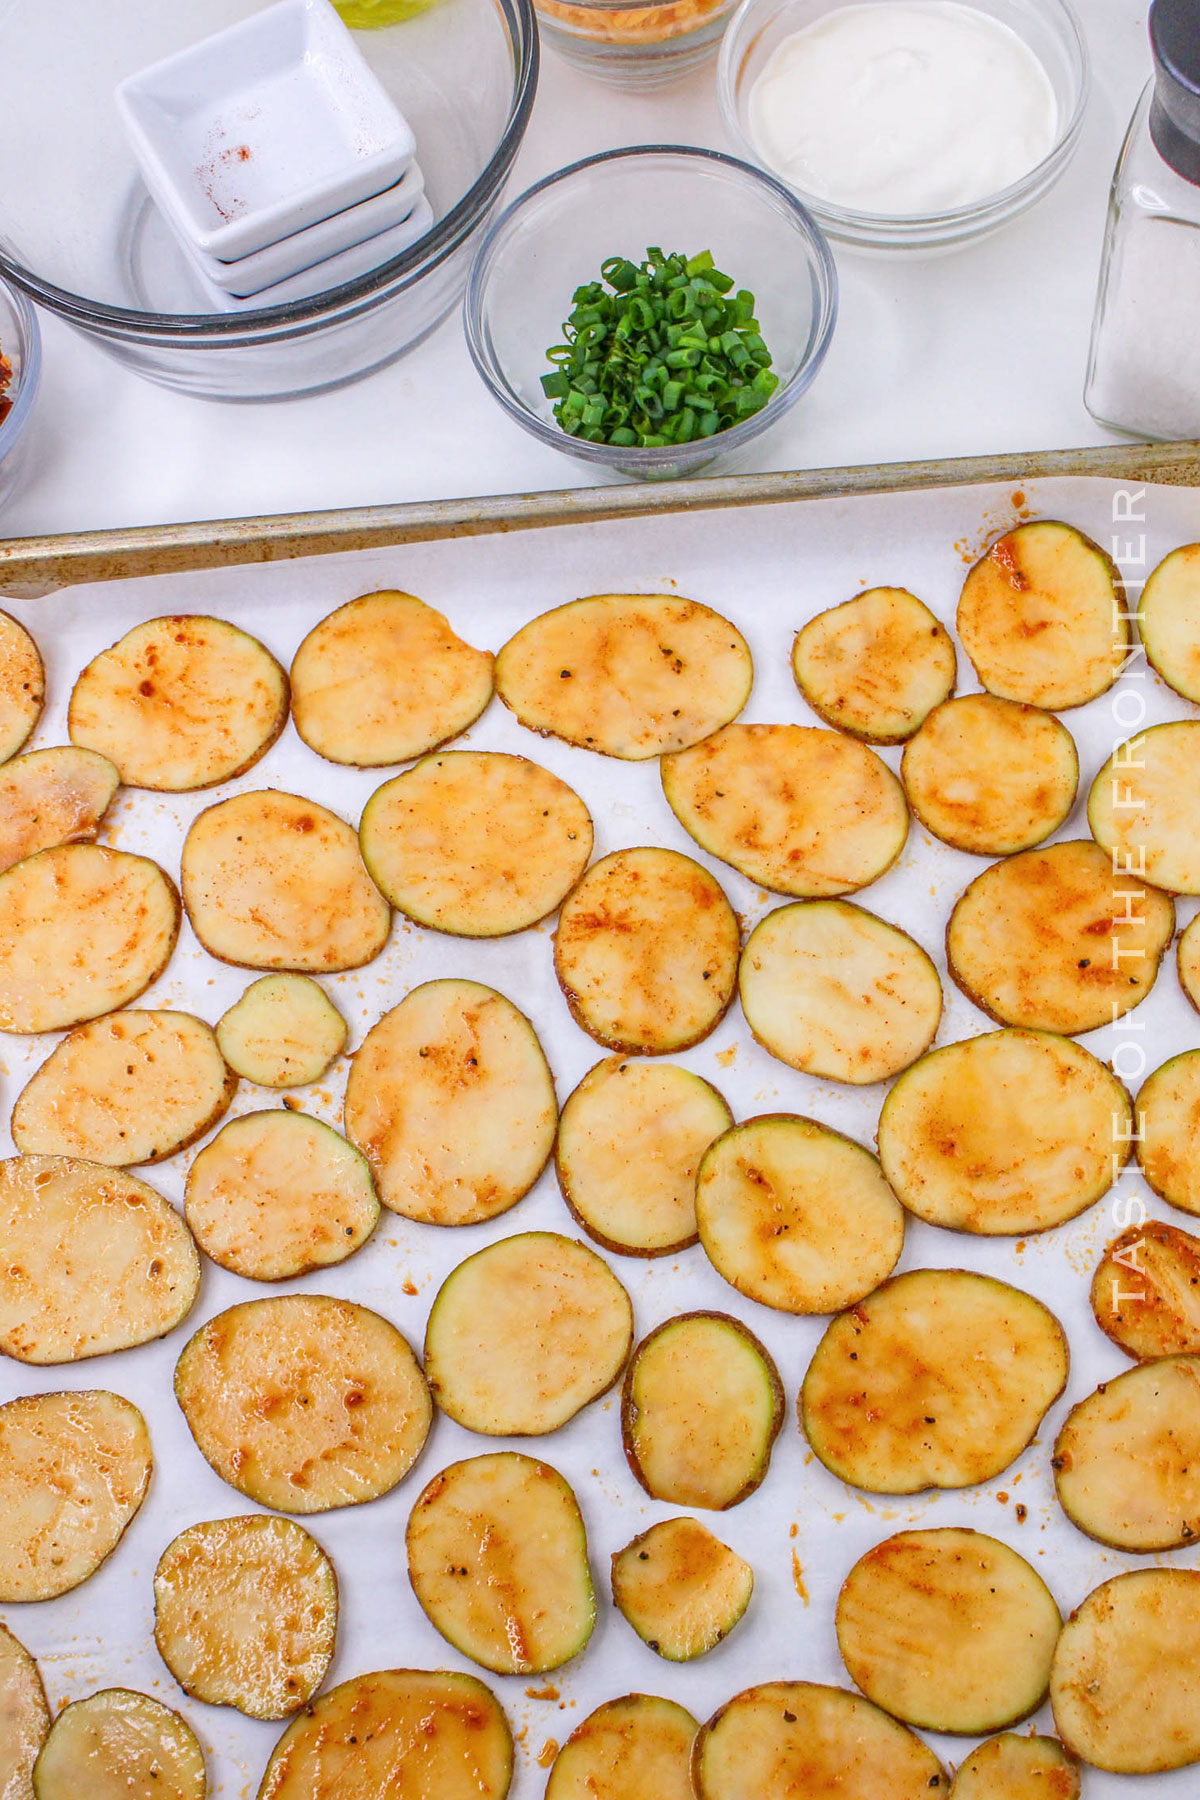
[494, 592, 752, 759]
[946, 839, 1174, 1033]
[1181, 912, 1200, 1011]
[0, 845, 179, 1034]
[696, 1115, 904, 1314]
[154, 1515, 337, 1719]
[877, 1028, 1130, 1234]
[0, 1620, 49, 1800]
[69, 615, 287, 791]
[948, 1734, 1081, 1798]
[1136, 1050, 1200, 1214]
[185, 1111, 379, 1281]
[216, 975, 346, 1088]
[290, 589, 493, 766]
[957, 520, 1127, 708]
[901, 695, 1079, 856]
[801, 1268, 1069, 1494]
[1139, 542, 1200, 702]
[1053, 1356, 1200, 1550]
[32, 1689, 205, 1800]
[739, 901, 941, 1084]
[792, 587, 956, 743]
[174, 1294, 431, 1513]
[0, 1155, 199, 1363]
[1091, 1220, 1200, 1358]
[0, 612, 43, 766]
[611, 1517, 753, 1660]
[0, 747, 118, 874]
[343, 978, 556, 1225]
[836, 1528, 1061, 1733]
[406, 1452, 595, 1675]
[424, 1232, 633, 1434]
[547, 1694, 697, 1799]
[554, 848, 739, 1055]
[623, 1312, 784, 1509]
[359, 751, 592, 936]
[662, 723, 908, 897]
[12, 1011, 235, 1165]
[1089, 720, 1200, 894]
[0, 1390, 152, 1601]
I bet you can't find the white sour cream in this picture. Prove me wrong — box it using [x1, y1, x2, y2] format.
[747, 1, 1058, 215]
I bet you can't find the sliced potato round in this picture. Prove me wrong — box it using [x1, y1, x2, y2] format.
[877, 1028, 1130, 1235]
[406, 1451, 595, 1675]
[546, 1694, 698, 1799]
[1089, 720, 1200, 894]
[946, 839, 1174, 1033]
[957, 520, 1127, 709]
[0, 845, 179, 1034]
[1139, 542, 1200, 702]
[696, 1115, 904, 1314]
[1136, 1050, 1200, 1216]
[739, 901, 942, 1084]
[359, 751, 592, 937]
[554, 847, 739, 1055]
[0, 1389, 152, 1601]
[901, 695, 1079, 857]
[12, 1011, 235, 1165]
[948, 1734, 1081, 1799]
[801, 1268, 1069, 1494]
[0, 1154, 199, 1363]
[612, 1517, 753, 1661]
[836, 1527, 1061, 1734]
[662, 723, 909, 897]
[0, 612, 44, 766]
[290, 589, 493, 766]
[343, 978, 556, 1225]
[216, 975, 346, 1088]
[68, 614, 287, 791]
[32, 1689, 205, 1800]
[1091, 1220, 1200, 1359]
[1053, 1356, 1200, 1550]
[623, 1312, 784, 1509]
[792, 586, 956, 743]
[154, 1515, 337, 1719]
[174, 1294, 431, 1514]
[0, 747, 119, 874]
[1181, 912, 1200, 1012]
[495, 591, 752, 760]
[0, 1620, 50, 1800]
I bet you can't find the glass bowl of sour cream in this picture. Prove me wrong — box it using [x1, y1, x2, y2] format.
[718, 0, 1089, 250]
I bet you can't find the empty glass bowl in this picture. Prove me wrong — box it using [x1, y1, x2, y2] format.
[0, 280, 41, 515]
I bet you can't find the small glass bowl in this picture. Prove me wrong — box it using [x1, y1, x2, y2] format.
[0, 279, 41, 515]
[534, 0, 737, 88]
[464, 145, 838, 482]
[718, 0, 1090, 251]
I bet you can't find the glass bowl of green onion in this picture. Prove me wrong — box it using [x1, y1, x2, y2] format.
[464, 145, 838, 480]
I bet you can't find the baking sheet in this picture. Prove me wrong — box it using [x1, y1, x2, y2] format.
[3, 471, 1200, 1797]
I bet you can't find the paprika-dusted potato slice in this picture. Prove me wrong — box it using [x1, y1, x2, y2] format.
[836, 1528, 1061, 1734]
[174, 1294, 431, 1514]
[69, 615, 287, 791]
[957, 520, 1128, 709]
[1181, 912, 1200, 1011]
[1053, 1356, 1200, 1551]
[662, 723, 908, 897]
[1090, 720, 1200, 894]
[1091, 1220, 1200, 1359]
[184, 1111, 379, 1282]
[0, 1620, 50, 1800]
[0, 845, 179, 1034]
[948, 1734, 1081, 1799]
[257, 1669, 513, 1800]
[556, 1057, 732, 1256]
[946, 840, 1174, 1033]
[406, 1452, 595, 1675]
[623, 1312, 784, 1510]
[801, 1268, 1069, 1494]
[791, 587, 956, 743]
[695, 1115, 904, 1314]
[1136, 1050, 1200, 1215]
[495, 592, 752, 760]
[546, 1694, 698, 1800]
[0, 612, 43, 766]
[359, 751, 593, 936]
[12, 1011, 235, 1165]
[290, 589, 494, 766]
[0, 1155, 200, 1364]
[32, 1690, 205, 1800]
[423, 1232, 633, 1435]
[0, 1390, 152, 1601]
[611, 1517, 753, 1661]
[216, 975, 347, 1089]
[739, 901, 942, 1084]
[1139, 542, 1200, 702]
[877, 1028, 1130, 1235]
[0, 747, 119, 874]
[154, 1515, 337, 1720]
[554, 848, 739, 1055]
[901, 695, 1079, 856]
[343, 978, 556, 1225]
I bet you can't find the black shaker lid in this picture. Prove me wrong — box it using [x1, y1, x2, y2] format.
[1151, 0, 1200, 181]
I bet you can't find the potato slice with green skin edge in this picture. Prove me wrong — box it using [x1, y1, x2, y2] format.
[792, 587, 956, 744]
[1089, 720, 1200, 894]
[901, 695, 1079, 856]
[0, 844, 179, 1034]
[1136, 1050, 1200, 1215]
[0, 613, 43, 767]
[344, 978, 556, 1225]
[32, 1690, 205, 1800]
[0, 1621, 50, 1800]
[623, 1312, 784, 1510]
[877, 1028, 1131, 1235]
[216, 976, 346, 1089]
[174, 1294, 430, 1514]
[948, 1734, 1081, 1799]
[290, 589, 494, 767]
[0, 747, 119, 875]
[546, 1694, 698, 1799]
[1181, 913, 1200, 1012]
[495, 591, 752, 760]
[1139, 542, 1200, 702]
[739, 901, 942, 1085]
[1053, 1356, 1200, 1550]
[0, 1390, 152, 1601]
[154, 1515, 337, 1719]
[662, 723, 909, 898]
[13, 1011, 236, 1166]
[611, 1517, 753, 1661]
[407, 1452, 595, 1675]
[69, 614, 287, 792]
[554, 847, 739, 1056]
[257, 1669, 513, 1800]
[1092, 1221, 1200, 1359]
[359, 751, 593, 937]
[801, 1269, 1069, 1495]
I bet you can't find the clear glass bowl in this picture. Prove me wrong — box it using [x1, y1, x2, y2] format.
[534, 0, 737, 88]
[464, 145, 838, 481]
[0, 280, 42, 516]
[718, 0, 1089, 251]
[0, 0, 536, 400]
